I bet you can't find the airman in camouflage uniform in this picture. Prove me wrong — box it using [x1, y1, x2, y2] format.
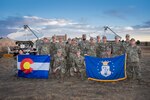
[68, 38, 80, 75]
[111, 36, 125, 57]
[40, 37, 50, 55]
[53, 49, 66, 81]
[68, 39, 80, 60]
[65, 38, 72, 57]
[50, 36, 57, 56]
[96, 35, 101, 57]
[87, 37, 97, 56]
[126, 38, 142, 81]
[71, 50, 86, 80]
[50, 36, 57, 70]
[97, 36, 111, 58]
[123, 34, 130, 51]
[56, 37, 66, 57]
[78, 34, 89, 56]
[35, 39, 44, 55]
[96, 35, 101, 44]
[65, 38, 72, 75]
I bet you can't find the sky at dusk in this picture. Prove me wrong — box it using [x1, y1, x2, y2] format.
[0, 0, 150, 41]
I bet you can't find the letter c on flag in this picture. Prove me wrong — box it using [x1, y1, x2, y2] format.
[20, 58, 33, 74]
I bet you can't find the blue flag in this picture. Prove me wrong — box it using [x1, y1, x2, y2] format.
[17, 55, 50, 79]
[85, 54, 127, 82]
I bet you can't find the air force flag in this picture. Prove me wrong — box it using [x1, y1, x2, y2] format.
[17, 55, 50, 79]
[85, 54, 127, 82]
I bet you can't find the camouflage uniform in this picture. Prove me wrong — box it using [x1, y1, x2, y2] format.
[123, 34, 130, 51]
[65, 43, 71, 57]
[56, 42, 66, 57]
[87, 42, 97, 56]
[36, 39, 44, 54]
[68, 43, 80, 60]
[97, 42, 111, 58]
[111, 42, 125, 57]
[40, 43, 50, 55]
[123, 41, 130, 51]
[65, 43, 71, 74]
[96, 42, 101, 57]
[126, 45, 142, 80]
[68, 44, 80, 74]
[71, 55, 86, 80]
[78, 40, 89, 56]
[50, 41, 57, 69]
[50, 42, 57, 56]
[53, 54, 66, 79]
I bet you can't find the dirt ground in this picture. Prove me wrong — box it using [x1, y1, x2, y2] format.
[0, 46, 150, 100]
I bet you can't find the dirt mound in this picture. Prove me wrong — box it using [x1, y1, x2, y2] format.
[0, 38, 16, 52]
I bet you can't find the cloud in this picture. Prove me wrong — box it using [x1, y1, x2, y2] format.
[124, 26, 134, 31]
[133, 20, 150, 29]
[23, 16, 75, 26]
[0, 16, 103, 39]
[103, 10, 127, 19]
[103, 6, 136, 20]
[0, 16, 150, 41]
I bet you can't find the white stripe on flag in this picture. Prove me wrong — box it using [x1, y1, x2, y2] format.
[17, 62, 50, 70]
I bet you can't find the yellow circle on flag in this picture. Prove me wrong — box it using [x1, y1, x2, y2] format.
[23, 62, 31, 69]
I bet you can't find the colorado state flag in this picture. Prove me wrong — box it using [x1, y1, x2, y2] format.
[85, 54, 127, 82]
[17, 55, 50, 79]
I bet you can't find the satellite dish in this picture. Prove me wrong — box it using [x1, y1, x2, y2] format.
[7, 25, 43, 41]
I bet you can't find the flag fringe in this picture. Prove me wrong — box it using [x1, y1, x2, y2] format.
[88, 76, 127, 82]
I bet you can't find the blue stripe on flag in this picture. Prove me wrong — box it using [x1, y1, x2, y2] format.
[18, 55, 50, 63]
[18, 70, 49, 79]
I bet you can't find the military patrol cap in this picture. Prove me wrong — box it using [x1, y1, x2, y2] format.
[82, 34, 86, 36]
[115, 36, 120, 39]
[130, 38, 135, 41]
[52, 35, 56, 39]
[72, 38, 76, 41]
[126, 34, 130, 37]
[76, 49, 81, 53]
[43, 37, 48, 40]
[102, 36, 107, 39]
[68, 38, 71, 40]
[82, 34, 86, 38]
[90, 37, 94, 40]
[97, 35, 100, 39]
[57, 49, 62, 53]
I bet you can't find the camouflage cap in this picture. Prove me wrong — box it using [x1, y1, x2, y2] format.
[82, 34, 86, 38]
[52, 35, 56, 39]
[126, 34, 130, 37]
[76, 49, 81, 53]
[82, 34, 86, 36]
[130, 38, 135, 41]
[57, 49, 62, 53]
[102, 36, 107, 39]
[115, 36, 120, 39]
[43, 37, 48, 40]
[72, 38, 76, 41]
[90, 37, 94, 40]
[68, 38, 71, 40]
[97, 35, 100, 39]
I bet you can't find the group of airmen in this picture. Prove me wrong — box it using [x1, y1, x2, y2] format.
[37, 34, 142, 82]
